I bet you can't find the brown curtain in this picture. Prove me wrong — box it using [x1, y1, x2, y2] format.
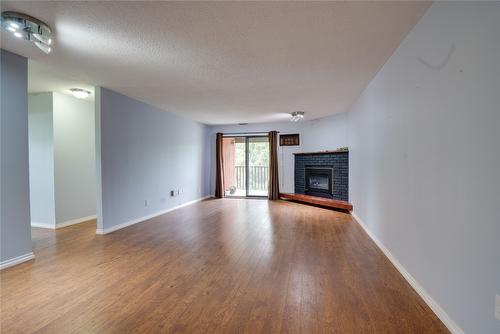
[215, 133, 225, 198]
[268, 131, 280, 200]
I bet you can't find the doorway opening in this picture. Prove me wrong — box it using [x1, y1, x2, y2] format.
[222, 135, 269, 197]
[27, 60, 97, 240]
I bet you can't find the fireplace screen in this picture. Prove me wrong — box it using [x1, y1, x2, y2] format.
[308, 175, 329, 190]
[304, 166, 333, 196]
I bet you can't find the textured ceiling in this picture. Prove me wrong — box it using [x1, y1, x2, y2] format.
[28, 60, 95, 101]
[1, 1, 430, 124]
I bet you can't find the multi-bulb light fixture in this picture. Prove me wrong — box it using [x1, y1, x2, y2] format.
[290, 111, 305, 122]
[1, 11, 53, 54]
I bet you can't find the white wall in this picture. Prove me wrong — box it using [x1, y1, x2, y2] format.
[53, 92, 96, 223]
[95, 87, 210, 233]
[208, 112, 349, 194]
[0, 49, 33, 265]
[28, 93, 56, 227]
[27, 92, 96, 227]
[347, 2, 500, 333]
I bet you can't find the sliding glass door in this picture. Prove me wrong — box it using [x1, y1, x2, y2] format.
[223, 135, 269, 197]
[247, 136, 269, 196]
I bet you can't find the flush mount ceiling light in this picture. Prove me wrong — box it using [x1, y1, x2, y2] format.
[290, 111, 305, 122]
[70, 88, 91, 99]
[1, 11, 53, 54]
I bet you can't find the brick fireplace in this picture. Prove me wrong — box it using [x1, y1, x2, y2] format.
[294, 150, 348, 201]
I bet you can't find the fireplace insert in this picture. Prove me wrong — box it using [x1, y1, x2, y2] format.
[304, 166, 334, 197]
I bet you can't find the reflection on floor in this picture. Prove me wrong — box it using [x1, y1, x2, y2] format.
[225, 189, 268, 197]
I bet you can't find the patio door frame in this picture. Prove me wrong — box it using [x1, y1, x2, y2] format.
[223, 133, 269, 198]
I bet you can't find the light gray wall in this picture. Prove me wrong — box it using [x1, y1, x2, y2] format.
[0, 49, 32, 262]
[96, 87, 210, 231]
[53, 92, 96, 223]
[28, 93, 56, 227]
[208, 112, 349, 194]
[347, 2, 500, 333]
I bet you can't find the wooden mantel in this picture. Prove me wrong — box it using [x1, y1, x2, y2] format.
[280, 193, 353, 211]
[294, 149, 348, 156]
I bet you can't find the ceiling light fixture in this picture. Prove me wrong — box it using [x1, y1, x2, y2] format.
[1, 11, 53, 54]
[290, 111, 305, 122]
[32, 32, 52, 45]
[34, 41, 51, 54]
[70, 88, 91, 99]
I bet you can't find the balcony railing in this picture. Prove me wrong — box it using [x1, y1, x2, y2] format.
[235, 166, 268, 191]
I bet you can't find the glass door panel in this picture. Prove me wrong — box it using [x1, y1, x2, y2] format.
[247, 136, 269, 197]
[223, 136, 246, 197]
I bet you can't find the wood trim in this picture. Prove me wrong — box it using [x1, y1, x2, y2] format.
[293, 149, 348, 156]
[280, 193, 353, 211]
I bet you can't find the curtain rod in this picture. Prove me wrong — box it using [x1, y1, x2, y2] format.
[222, 131, 279, 136]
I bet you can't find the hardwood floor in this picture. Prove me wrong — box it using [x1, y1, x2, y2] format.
[0, 199, 449, 333]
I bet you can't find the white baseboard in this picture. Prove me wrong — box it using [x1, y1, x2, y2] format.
[31, 215, 97, 230]
[96, 196, 212, 235]
[31, 222, 55, 229]
[57, 215, 97, 229]
[350, 212, 464, 334]
[0, 252, 35, 270]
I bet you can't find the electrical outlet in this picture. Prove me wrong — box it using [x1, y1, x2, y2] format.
[495, 295, 500, 321]
[144, 199, 149, 207]
[170, 190, 176, 197]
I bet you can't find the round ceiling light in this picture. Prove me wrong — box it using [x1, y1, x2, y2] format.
[70, 88, 91, 99]
[1, 11, 53, 54]
[290, 111, 305, 122]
